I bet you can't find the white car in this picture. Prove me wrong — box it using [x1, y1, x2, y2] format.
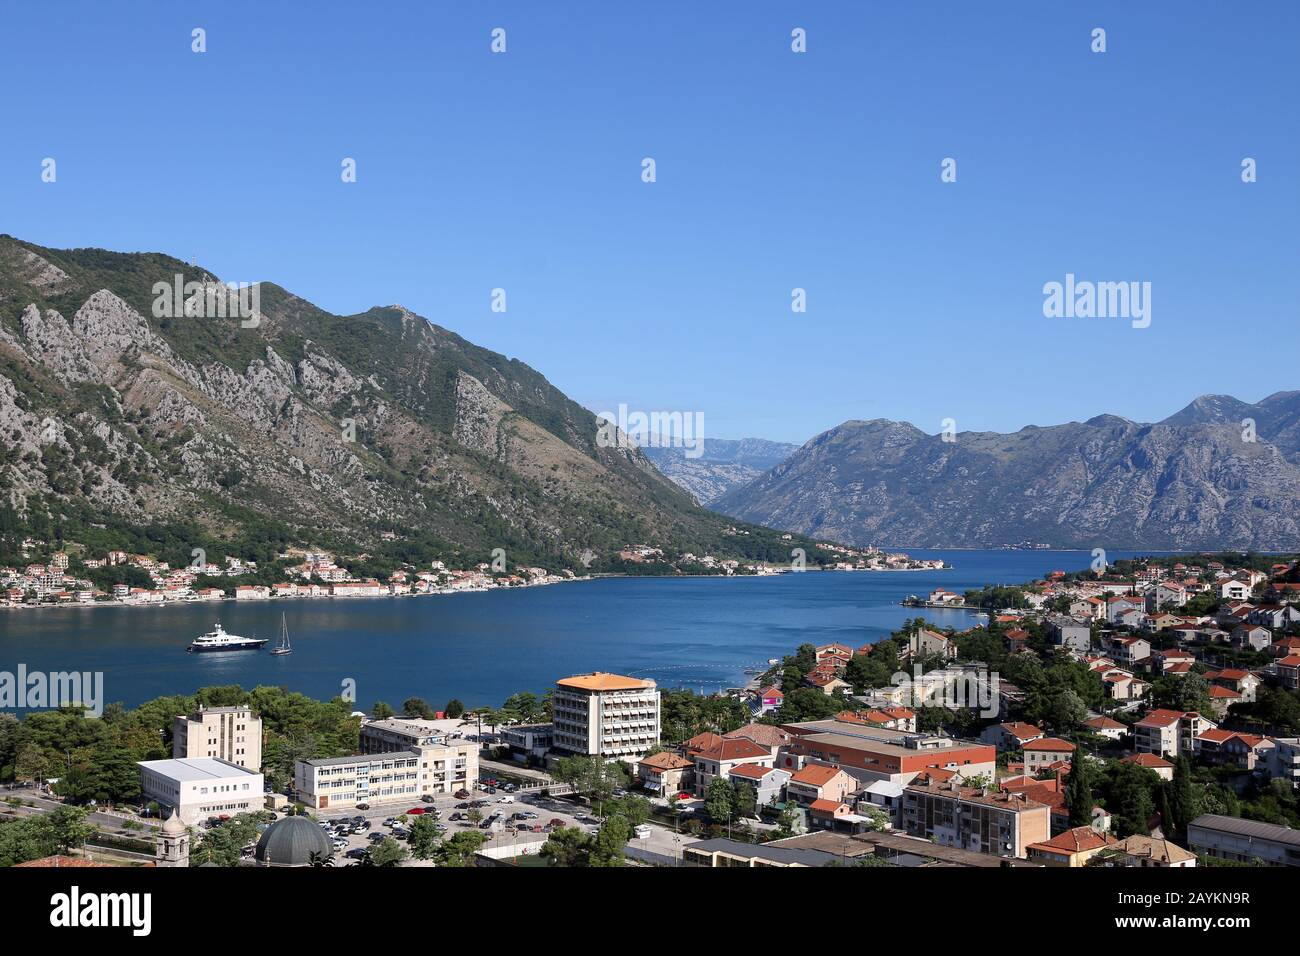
[498, 795, 514, 803]
[634, 824, 652, 840]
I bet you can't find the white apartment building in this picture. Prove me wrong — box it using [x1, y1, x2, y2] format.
[295, 752, 422, 810]
[552, 673, 660, 760]
[173, 704, 263, 770]
[138, 757, 264, 825]
[1133, 709, 1216, 758]
[294, 717, 477, 810]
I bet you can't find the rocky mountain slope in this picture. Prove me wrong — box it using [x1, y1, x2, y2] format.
[0, 236, 805, 572]
[641, 437, 796, 504]
[713, 409, 1300, 551]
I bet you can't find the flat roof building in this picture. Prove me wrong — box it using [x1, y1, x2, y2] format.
[138, 757, 263, 826]
[1188, 814, 1300, 867]
[295, 751, 421, 810]
[902, 780, 1051, 859]
[294, 717, 477, 810]
[779, 717, 996, 786]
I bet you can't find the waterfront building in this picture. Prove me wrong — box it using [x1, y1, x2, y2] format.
[552, 672, 660, 761]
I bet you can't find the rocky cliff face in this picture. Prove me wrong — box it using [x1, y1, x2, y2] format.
[713, 413, 1300, 551]
[0, 235, 762, 566]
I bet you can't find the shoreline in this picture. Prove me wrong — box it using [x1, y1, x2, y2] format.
[0, 563, 954, 614]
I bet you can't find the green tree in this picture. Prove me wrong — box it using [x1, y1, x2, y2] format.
[541, 825, 593, 866]
[1065, 754, 1093, 828]
[591, 814, 630, 866]
[371, 701, 395, 720]
[435, 831, 485, 867]
[402, 697, 435, 719]
[705, 777, 735, 825]
[444, 699, 466, 719]
[408, 814, 442, 859]
[733, 782, 758, 819]
[366, 836, 407, 867]
[1166, 756, 1197, 838]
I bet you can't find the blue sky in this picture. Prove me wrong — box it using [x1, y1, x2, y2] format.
[2, 1, 1297, 444]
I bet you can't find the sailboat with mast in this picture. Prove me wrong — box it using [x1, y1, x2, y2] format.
[270, 613, 293, 656]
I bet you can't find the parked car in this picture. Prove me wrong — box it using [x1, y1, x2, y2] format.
[454, 789, 471, 799]
[405, 807, 426, 815]
[356, 803, 370, 810]
[345, 848, 368, 860]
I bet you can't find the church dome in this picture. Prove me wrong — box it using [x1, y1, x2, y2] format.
[254, 816, 333, 867]
[162, 808, 186, 836]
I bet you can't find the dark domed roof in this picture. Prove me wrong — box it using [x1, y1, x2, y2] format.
[254, 816, 333, 867]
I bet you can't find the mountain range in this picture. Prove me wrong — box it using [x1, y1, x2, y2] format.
[640, 438, 796, 504]
[0, 235, 810, 573]
[712, 394, 1300, 551]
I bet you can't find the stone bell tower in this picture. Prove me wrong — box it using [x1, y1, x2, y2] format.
[156, 807, 190, 867]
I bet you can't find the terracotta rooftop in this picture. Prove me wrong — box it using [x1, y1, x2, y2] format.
[1122, 753, 1173, 769]
[639, 751, 693, 771]
[1028, 826, 1116, 855]
[790, 764, 845, 787]
[556, 672, 655, 692]
[695, 737, 771, 762]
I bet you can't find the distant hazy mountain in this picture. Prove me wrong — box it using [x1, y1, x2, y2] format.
[713, 402, 1300, 550]
[642, 438, 797, 504]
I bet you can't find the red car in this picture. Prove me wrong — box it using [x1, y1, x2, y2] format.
[405, 807, 425, 815]
[676, 793, 692, 801]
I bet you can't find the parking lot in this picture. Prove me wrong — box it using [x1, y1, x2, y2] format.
[313, 783, 602, 865]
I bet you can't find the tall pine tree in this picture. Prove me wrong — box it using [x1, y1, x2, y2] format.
[1066, 753, 1093, 828]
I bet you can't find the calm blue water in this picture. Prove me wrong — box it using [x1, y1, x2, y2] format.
[0, 549, 1154, 711]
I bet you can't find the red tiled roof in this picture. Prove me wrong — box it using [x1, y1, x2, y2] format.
[790, 764, 845, 787]
[808, 798, 849, 814]
[1028, 826, 1116, 855]
[1123, 753, 1173, 769]
[695, 737, 771, 762]
[1025, 737, 1076, 753]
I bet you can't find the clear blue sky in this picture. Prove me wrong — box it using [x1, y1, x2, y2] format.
[2, 1, 1296, 444]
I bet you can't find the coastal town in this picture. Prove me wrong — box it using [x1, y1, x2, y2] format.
[3, 552, 1299, 872]
[0, 537, 943, 610]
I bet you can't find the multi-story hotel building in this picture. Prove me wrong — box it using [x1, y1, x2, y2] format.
[172, 704, 263, 770]
[552, 673, 660, 760]
[294, 717, 477, 810]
